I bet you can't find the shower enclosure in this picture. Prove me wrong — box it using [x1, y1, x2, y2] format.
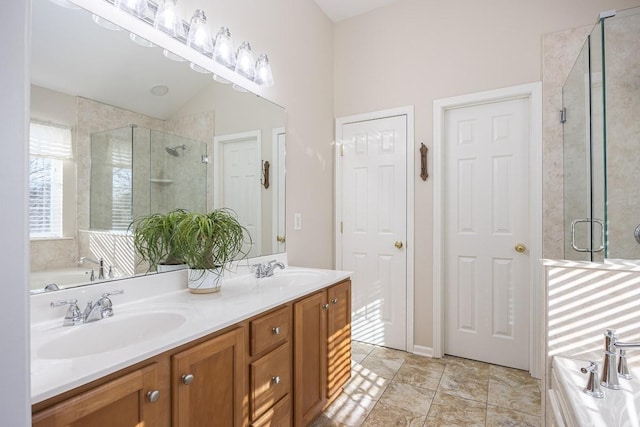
[562, 6, 640, 262]
[90, 125, 208, 231]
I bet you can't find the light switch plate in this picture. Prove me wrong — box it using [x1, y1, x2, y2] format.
[294, 213, 302, 230]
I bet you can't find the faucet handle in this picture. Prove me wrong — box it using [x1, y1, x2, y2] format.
[98, 290, 124, 318]
[580, 361, 605, 398]
[618, 349, 633, 380]
[50, 299, 82, 326]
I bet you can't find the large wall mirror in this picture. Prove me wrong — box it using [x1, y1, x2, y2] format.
[29, 0, 286, 292]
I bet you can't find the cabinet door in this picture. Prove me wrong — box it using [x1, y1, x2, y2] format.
[327, 280, 352, 399]
[293, 291, 327, 427]
[172, 328, 245, 427]
[32, 364, 162, 427]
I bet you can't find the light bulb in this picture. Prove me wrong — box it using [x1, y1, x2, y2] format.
[235, 42, 255, 80]
[213, 27, 235, 69]
[186, 10, 213, 56]
[254, 54, 274, 87]
[154, 0, 186, 39]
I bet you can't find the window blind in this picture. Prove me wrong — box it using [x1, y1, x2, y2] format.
[29, 122, 72, 238]
[110, 143, 133, 231]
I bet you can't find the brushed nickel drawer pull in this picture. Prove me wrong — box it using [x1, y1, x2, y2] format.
[181, 373, 194, 385]
[322, 304, 329, 310]
[146, 390, 160, 403]
[272, 326, 281, 335]
[331, 298, 338, 305]
[272, 375, 281, 385]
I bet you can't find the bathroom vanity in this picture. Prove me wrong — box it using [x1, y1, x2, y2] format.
[30, 265, 351, 426]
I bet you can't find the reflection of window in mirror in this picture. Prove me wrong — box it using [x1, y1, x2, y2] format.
[29, 122, 74, 239]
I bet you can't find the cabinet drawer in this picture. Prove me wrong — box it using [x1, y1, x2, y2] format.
[251, 343, 291, 421]
[250, 306, 291, 356]
[251, 395, 291, 427]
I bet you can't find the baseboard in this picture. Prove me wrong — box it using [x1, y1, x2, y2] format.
[413, 345, 434, 358]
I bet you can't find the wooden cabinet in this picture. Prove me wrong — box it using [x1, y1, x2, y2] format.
[32, 278, 350, 427]
[172, 327, 245, 427]
[327, 280, 351, 400]
[249, 305, 293, 426]
[32, 363, 164, 427]
[293, 280, 351, 426]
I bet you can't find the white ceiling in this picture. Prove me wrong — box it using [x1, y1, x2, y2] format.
[313, 0, 401, 22]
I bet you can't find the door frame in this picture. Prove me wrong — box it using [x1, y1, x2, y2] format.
[271, 127, 286, 253]
[335, 106, 415, 353]
[432, 83, 543, 377]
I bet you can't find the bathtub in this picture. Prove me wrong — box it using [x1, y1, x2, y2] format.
[30, 267, 95, 293]
[550, 355, 640, 426]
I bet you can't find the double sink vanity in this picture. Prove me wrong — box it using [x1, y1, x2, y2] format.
[31, 258, 351, 426]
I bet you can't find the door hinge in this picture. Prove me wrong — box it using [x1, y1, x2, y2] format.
[340, 222, 343, 234]
[340, 145, 344, 157]
[560, 107, 567, 124]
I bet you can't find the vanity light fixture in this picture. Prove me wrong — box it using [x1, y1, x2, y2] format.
[254, 54, 274, 87]
[186, 10, 214, 56]
[114, 0, 151, 20]
[153, 0, 185, 39]
[213, 27, 236, 69]
[235, 42, 255, 80]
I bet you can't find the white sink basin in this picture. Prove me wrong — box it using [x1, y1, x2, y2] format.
[37, 311, 187, 359]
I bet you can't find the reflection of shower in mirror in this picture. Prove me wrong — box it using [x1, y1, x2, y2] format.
[165, 144, 187, 157]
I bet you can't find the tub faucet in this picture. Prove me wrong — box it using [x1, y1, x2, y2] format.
[601, 329, 640, 389]
[78, 256, 105, 280]
[253, 260, 285, 278]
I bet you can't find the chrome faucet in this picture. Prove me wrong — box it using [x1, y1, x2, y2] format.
[253, 260, 285, 278]
[601, 329, 640, 389]
[50, 290, 124, 326]
[78, 257, 105, 280]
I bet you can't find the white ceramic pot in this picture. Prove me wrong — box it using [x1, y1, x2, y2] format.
[157, 263, 188, 273]
[187, 268, 223, 294]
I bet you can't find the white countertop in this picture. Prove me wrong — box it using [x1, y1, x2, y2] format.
[552, 356, 640, 427]
[31, 260, 350, 404]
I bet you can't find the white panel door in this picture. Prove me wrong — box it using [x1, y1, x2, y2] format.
[272, 129, 286, 253]
[217, 134, 261, 258]
[444, 97, 530, 370]
[341, 115, 407, 350]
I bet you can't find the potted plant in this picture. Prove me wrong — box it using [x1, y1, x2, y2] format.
[129, 209, 188, 273]
[173, 208, 250, 293]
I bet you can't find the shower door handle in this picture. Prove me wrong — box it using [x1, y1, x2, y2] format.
[571, 218, 605, 253]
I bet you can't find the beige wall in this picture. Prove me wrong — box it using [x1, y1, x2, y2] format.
[333, 0, 640, 349]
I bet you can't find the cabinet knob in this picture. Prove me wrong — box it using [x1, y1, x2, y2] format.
[272, 376, 281, 385]
[272, 326, 281, 335]
[331, 298, 338, 305]
[322, 304, 330, 310]
[146, 390, 160, 403]
[181, 373, 194, 385]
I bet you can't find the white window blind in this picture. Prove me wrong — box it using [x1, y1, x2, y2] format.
[110, 143, 133, 231]
[29, 122, 72, 238]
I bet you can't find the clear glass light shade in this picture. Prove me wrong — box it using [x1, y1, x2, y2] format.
[114, 0, 150, 19]
[92, 14, 122, 31]
[213, 27, 235, 69]
[235, 42, 255, 80]
[48, 0, 81, 9]
[153, 0, 185, 39]
[254, 54, 274, 87]
[163, 49, 186, 62]
[187, 10, 213, 56]
[130, 33, 155, 47]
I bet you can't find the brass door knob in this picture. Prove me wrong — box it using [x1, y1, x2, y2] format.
[277, 235, 286, 243]
[515, 243, 526, 253]
[395, 241, 403, 249]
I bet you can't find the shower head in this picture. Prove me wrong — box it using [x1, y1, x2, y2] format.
[165, 144, 187, 157]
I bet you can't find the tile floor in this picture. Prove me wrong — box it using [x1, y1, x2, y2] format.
[312, 341, 541, 427]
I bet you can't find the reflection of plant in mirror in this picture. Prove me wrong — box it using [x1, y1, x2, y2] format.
[173, 209, 250, 272]
[130, 209, 188, 272]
